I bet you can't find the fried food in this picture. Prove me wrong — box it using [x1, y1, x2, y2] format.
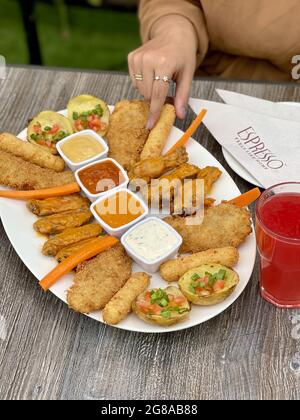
[140, 104, 176, 160]
[0, 151, 75, 190]
[164, 203, 252, 253]
[67, 243, 132, 313]
[132, 286, 190, 326]
[178, 264, 239, 306]
[27, 194, 89, 216]
[107, 100, 150, 170]
[144, 163, 200, 206]
[42, 224, 102, 256]
[67, 94, 110, 136]
[128, 147, 188, 184]
[197, 166, 222, 195]
[0, 133, 65, 172]
[160, 247, 239, 282]
[34, 209, 93, 235]
[27, 111, 73, 154]
[103, 272, 150, 325]
[55, 237, 102, 262]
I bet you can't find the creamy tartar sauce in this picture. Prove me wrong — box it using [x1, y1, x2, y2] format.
[125, 219, 178, 262]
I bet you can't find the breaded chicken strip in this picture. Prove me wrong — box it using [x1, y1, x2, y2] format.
[27, 194, 90, 216]
[0, 151, 74, 190]
[164, 203, 252, 253]
[107, 100, 150, 170]
[160, 247, 239, 282]
[33, 209, 93, 235]
[103, 272, 150, 325]
[67, 243, 132, 313]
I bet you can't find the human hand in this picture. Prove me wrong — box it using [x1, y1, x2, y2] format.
[128, 15, 198, 129]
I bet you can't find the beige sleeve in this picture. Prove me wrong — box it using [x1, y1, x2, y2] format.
[139, 0, 209, 65]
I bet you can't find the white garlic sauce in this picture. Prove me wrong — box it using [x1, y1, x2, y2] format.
[125, 219, 178, 262]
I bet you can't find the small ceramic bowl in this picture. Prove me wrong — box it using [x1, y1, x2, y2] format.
[75, 158, 129, 202]
[56, 129, 109, 171]
[121, 216, 183, 273]
[90, 188, 148, 238]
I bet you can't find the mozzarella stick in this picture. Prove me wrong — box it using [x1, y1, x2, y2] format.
[103, 272, 150, 325]
[160, 247, 239, 282]
[140, 104, 176, 160]
[0, 132, 65, 172]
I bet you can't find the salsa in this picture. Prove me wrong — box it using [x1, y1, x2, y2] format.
[72, 104, 107, 132]
[61, 135, 104, 163]
[95, 191, 144, 228]
[188, 269, 226, 297]
[78, 160, 122, 195]
[31, 122, 70, 151]
[136, 288, 188, 319]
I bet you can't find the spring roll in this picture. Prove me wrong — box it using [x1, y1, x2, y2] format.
[140, 104, 176, 160]
[27, 194, 89, 216]
[0, 133, 65, 172]
[55, 237, 102, 262]
[103, 272, 151, 325]
[42, 224, 102, 256]
[160, 247, 239, 282]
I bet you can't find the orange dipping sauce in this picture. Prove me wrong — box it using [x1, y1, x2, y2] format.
[95, 191, 144, 228]
[79, 160, 123, 194]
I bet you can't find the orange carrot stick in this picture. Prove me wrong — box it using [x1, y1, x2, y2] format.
[39, 236, 119, 291]
[0, 182, 80, 200]
[165, 108, 207, 155]
[229, 187, 261, 207]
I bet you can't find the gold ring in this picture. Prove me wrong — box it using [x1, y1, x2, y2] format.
[154, 75, 171, 83]
[133, 73, 143, 81]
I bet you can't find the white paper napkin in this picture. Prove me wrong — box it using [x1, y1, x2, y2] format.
[189, 96, 300, 189]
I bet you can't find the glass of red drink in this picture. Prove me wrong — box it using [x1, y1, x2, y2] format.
[256, 182, 300, 308]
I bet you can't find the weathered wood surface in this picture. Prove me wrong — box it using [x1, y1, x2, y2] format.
[0, 66, 300, 400]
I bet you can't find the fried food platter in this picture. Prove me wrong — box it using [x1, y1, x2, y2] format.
[0, 102, 256, 333]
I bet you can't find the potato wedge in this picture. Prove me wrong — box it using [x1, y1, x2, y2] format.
[67, 94, 110, 136]
[28, 111, 73, 154]
[132, 286, 190, 326]
[179, 264, 239, 306]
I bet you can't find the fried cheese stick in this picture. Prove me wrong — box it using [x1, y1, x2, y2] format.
[160, 247, 239, 282]
[103, 272, 151, 325]
[140, 104, 176, 160]
[0, 133, 65, 172]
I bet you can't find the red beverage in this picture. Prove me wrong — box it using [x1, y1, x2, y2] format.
[256, 183, 300, 308]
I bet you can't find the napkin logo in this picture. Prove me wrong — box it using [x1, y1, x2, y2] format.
[236, 127, 284, 170]
[292, 55, 300, 80]
[0, 55, 6, 80]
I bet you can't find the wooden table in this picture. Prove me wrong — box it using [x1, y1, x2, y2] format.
[0, 66, 300, 400]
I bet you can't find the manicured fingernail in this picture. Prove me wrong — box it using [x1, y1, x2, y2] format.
[146, 116, 155, 130]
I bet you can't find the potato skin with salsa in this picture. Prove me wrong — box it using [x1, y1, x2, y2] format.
[132, 286, 190, 326]
[28, 111, 73, 154]
[67, 95, 110, 136]
[178, 264, 239, 306]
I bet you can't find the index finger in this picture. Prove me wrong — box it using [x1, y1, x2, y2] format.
[147, 77, 170, 129]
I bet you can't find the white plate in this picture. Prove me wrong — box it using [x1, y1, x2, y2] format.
[0, 108, 256, 333]
[222, 101, 300, 188]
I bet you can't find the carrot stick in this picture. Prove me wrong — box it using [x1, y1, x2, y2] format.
[164, 108, 207, 155]
[39, 236, 119, 291]
[0, 182, 80, 200]
[229, 187, 261, 207]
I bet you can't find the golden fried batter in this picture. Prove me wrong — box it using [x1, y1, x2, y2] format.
[55, 237, 102, 263]
[34, 209, 93, 235]
[67, 243, 132, 313]
[27, 194, 89, 216]
[164, 203, 252, 253]
[197, 166, 222, 195]
[42, 224, 102, 256]
[0, 151, 74, 190]
[107, 100, 150, 170]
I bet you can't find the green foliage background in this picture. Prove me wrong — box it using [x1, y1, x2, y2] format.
[0, 0, 140, 71]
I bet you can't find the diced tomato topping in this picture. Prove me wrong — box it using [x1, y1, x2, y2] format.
[33, 125, 42, 134]
[36, 140, 46, 146]
[75, 119, 84, 131]
[173, 296, 186, 304]
[213, 280, 225, 292]
[49, 123, 59, 134]
[203, 276, 210, 285]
